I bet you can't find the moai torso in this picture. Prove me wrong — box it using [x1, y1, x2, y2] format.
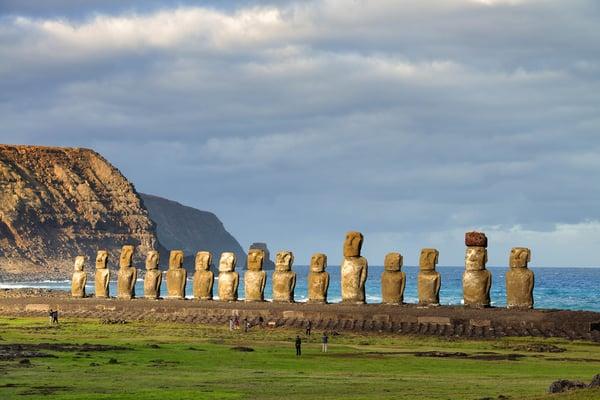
[272, 251, 296, 303]
[308, 253, 329, 303]
[418, 248, 441, 306]
[117, 245, 137, 299]
[193, 251, 214, 300]
[95, 250, 110, 298]
[341, 231, 368, 303]
[218, 252, 239, 301]
[506, 247, 534, 309]
[166, 250, 187, 299]
[71, 256, 87, 298]
[381, 252, 405, 304]
[462, 232, 491, 307]
[244, 249, 267, 302]
[143, 250, 162, 299]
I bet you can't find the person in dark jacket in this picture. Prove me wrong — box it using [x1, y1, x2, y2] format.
[295, 335, 302, 356]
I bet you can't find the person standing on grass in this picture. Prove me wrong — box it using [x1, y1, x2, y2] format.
[305, 320, 312, 336]
[322, 332, 328, 353]
[295, 335, 302, 356]
[52, 310, 59, 324]
[229, 317, 234, 331]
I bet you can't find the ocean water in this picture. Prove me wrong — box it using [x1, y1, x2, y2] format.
[2, 266, 599, 312]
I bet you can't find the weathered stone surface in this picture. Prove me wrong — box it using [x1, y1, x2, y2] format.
[140, 193, 246, 270]
[244, 249, 266, 302]
[465, 231, 488, 248]
[217, 252, 238, 301]
[193, 251, 214, 300]
[308, 253, 329, 303]
[548, 380, 587, 394]
[0, 145, 158, 280]
[272, 251, 296, 303]
[94, 250, 110, 298]
[248, 242, 275, 270]
[463, 246, 492, 307]
[166, 250, 187, 299]
[71, 256, 87, 298]
[418, 248, 441, 306]
[381, 252, 405, 304]
[341, 231, 368, 304]
[117, 245, 137, 299]
[143, 250, 162, 300]
[506, 247, 534, 309]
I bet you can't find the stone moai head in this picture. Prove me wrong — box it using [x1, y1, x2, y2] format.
[465, 247, 488, 271]
[275, 251, 294, 272]
[169, 250, 184, 270]
[96, 250, 108, 269]
[510, 247, 531, 268]
[419, 248, 439, 271]
[74, 255, 85, 272]
[310, 253, 327, 273]
[119, 245, 134, 269]
[384, 252, 402, 272]
[195, 251, 212, 271]
[219, 252, 236, 272]
[145, 250, 159, 270]
[247, 249, 264, 271]
[343, 231, 364, 258]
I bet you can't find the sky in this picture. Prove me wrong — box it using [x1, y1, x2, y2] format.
[1, 0, 599, 267]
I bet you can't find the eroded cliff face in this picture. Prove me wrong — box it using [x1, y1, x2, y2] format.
[0, 145, 158, 280]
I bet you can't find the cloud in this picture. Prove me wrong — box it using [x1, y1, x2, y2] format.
[0, 1, 599, 266]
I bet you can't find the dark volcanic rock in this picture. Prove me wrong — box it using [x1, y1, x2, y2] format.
[0, 145, 158, 280]
[589, 374, 600, 388]
[548, 379, 587, 393]
[140, 193, 246, 269]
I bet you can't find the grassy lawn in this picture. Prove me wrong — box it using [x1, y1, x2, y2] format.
[1, 317, 599, 399]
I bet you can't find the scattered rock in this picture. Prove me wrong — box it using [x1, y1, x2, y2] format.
[147, 344, 160, 349]
[548, 380, 587, 393]
[512, 343, 566, 353]
[108, 358, 118, 364]
[100, 319, 128, 325]
[588, 374, 600, 388]
[89, 362, 99, 367]
[18, 358, 31, 365]
[230, 346, 254, 352]
[414, 351, 468, 358]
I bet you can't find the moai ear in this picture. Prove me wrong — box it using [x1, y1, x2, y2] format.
[527, 249, 531, 263]
[484, 250, 488, 264]
[434, 251, 439, 264]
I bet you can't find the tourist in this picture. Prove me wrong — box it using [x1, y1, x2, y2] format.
[52, 310, 59, 324]
[229, 317, 234, 331]
[322, 332, 328, 353]
[295, 335, 302, 356]
[48, 309, 54, 325]
[234, 316, 240, 330]
[244, 319, 250, 333]
[306, 320, 312, 336]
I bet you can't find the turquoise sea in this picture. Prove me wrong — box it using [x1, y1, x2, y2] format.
[2, 266, 599, 312]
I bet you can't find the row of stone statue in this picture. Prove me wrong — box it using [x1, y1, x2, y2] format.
[71, 231, 535, 309]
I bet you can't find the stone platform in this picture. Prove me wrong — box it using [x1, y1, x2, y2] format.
[1, 295, 599, 341]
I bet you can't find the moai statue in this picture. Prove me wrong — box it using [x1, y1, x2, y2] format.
[462, 232, 492, 307]
[117, 245, 137, 299]
[95, 250, 110, 298]
[308, 253, 329, 303]
[193, 251, 214, 300]
[143, 250, 162, 299]
[341, 231, 368, 303]
[166, 250, 187, 299]
[418, 248, 441, 306]
[71, 255, 87, 298]
[244, 248, 267, 302]
[272, 251, 296, 303]
[506, 247, 534, 309]
[381, 252, 405, 304]
[218, 252, 239, 301]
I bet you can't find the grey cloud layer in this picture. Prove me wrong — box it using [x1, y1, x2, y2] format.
[1, 0, 599, 266]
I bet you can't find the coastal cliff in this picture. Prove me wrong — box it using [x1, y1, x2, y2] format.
[140, 193, 246, 269]
[0, 145, 158, 280]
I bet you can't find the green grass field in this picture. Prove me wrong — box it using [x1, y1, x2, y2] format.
[1, 317, 599, 399]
